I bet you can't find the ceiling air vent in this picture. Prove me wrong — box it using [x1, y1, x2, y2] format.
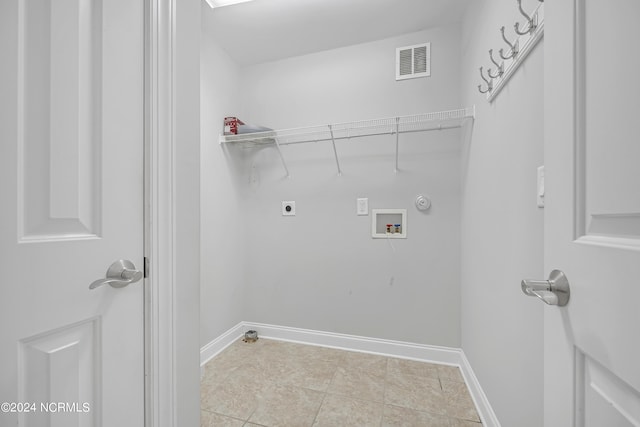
[396, 43, 431, 81]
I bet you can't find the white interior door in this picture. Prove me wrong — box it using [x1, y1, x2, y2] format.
[0, 0, 145, 426]
[544, 0, 640, 425]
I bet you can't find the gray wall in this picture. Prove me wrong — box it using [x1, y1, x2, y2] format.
[200, 5, 248, 347]
[459, 1, 544, 426]
[235, 26, 463, 347]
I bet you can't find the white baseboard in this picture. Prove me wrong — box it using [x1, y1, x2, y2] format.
[459, 350, 501, 427]
[242, 321, 462, 366]
[200, 322, 245, 368]
[201, 321, 499, 426]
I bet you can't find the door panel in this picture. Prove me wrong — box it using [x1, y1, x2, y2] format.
[545, 0, 640, 425]
[579, 353, 640, 426]
[0, 0, 144, 426]
[19, 0, 102, 241]
[579, 0, 640, 240]
[19, 319, 99, 426]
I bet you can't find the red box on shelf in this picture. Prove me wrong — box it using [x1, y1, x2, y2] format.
[224, 117, 245, 135]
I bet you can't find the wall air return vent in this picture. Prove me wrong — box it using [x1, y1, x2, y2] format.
[396, 43, 431, 81]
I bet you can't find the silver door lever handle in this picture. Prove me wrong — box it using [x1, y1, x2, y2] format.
[89, 260, 143, 290]
[521, 269, 570, 306]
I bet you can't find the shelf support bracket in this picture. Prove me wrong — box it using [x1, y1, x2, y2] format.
[328, 125, 342, 176]
[273, 137, 290, 178]
[394, 117, 400, 173]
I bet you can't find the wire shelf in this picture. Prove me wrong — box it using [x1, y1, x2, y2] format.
[219, 107, 475, 146]
[219, 107, 475, 177]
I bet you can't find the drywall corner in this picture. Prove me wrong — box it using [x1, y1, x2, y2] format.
[200, 5, 247, 347]
[459, 1, 544, 426]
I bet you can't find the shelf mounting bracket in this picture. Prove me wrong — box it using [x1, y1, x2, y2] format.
[273, 137, 290, 178]
[328, 124, 342, 176]
[394, 117, 400, 173]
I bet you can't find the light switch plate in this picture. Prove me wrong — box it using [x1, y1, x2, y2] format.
[282, 201, 296, 216]
[537, 166, 545, 208]
[357, 198, 368, 215]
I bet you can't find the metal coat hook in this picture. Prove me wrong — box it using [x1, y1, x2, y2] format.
[514, 0, 536, 35]
[479, 66, 492, 89]
[478, 66, 492, 94]
[487, 49, 503, 78]
[499, 26, 518, 60]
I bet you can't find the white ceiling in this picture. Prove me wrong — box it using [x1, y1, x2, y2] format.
[203, 0, 470, 66]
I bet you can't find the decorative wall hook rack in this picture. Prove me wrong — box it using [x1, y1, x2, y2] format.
[477, 0, 544, 103]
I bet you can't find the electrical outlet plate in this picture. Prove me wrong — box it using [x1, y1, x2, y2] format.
[282, 201, 296, 216]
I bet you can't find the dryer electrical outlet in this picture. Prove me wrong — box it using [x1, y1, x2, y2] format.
[282, 201, 296, 216]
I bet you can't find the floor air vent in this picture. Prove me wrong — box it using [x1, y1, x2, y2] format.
[396, 43, 431, 81]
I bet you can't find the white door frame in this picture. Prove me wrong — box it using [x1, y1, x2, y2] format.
[145, 0, 184, 426]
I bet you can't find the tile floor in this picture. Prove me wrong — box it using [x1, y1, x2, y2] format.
[201, 338, 482, 427]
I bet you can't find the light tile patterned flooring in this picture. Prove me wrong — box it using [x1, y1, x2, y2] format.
[201, 338, 482, 426]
